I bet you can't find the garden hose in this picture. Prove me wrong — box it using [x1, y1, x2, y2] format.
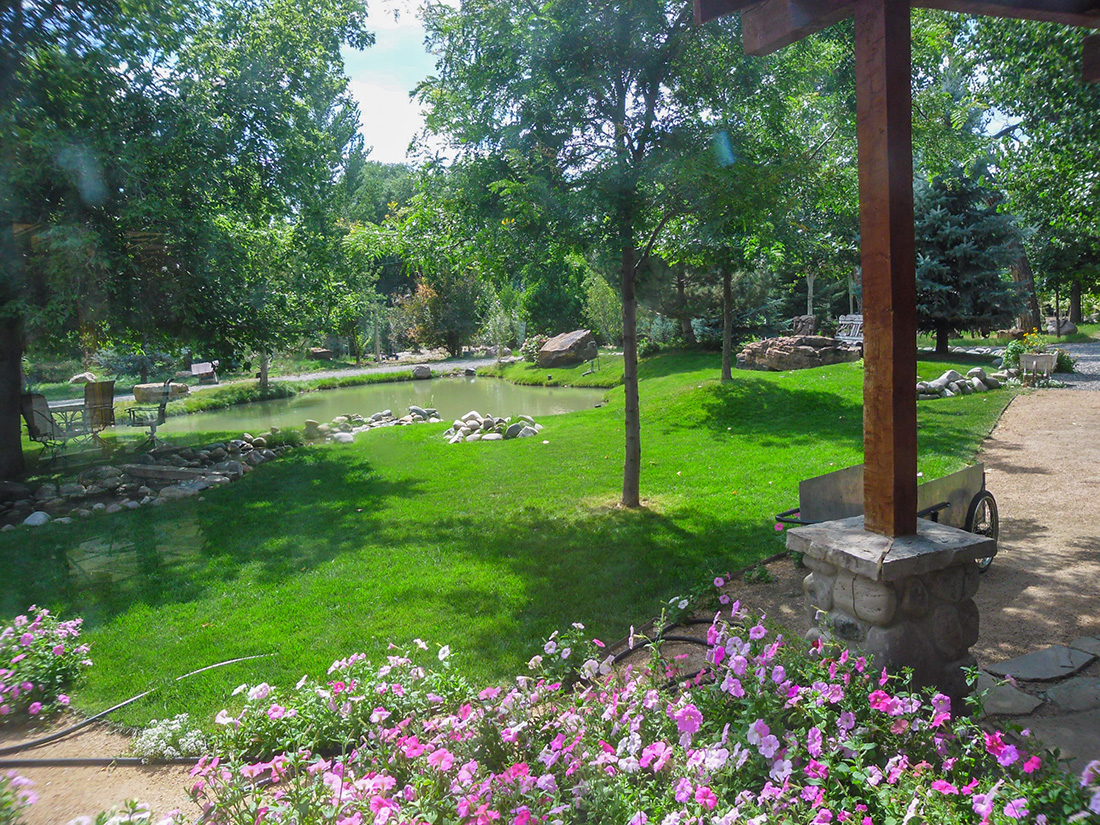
[0, 653, 274, 759]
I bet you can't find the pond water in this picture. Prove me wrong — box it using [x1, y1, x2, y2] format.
[153, 376, 608, 436]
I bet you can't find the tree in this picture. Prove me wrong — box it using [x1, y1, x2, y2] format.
[914, 165, 1023, 353]
[421, 0, 752, 507]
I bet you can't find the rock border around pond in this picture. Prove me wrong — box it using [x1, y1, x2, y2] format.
[1, 432, 293, 531]
[304, 407, 443, 443]
[442, 411, 542, 443]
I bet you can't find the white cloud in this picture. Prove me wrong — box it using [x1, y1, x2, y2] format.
[349, 79, 425, 163]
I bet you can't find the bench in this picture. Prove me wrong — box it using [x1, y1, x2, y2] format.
[126, 379, 173, 448]
[190, 360, 219, 385]
[835, 314, 864, 347]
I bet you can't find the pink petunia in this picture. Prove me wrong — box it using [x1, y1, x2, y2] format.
[27, 702, 41, 715]
[1003, 798, 1028, 819]
[1023, 755, 1042, 774]
[694, 785, 717, 811]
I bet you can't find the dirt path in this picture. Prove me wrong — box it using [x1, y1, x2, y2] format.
[8, 384, 1100, 822]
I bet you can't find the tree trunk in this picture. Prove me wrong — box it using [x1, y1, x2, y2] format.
[350, 330, 360, 364]
[620, 225, 641, 509]
[1070, 279, 1083, 325]
[721, 268, 733, 382]
[0, 313, 25, 480]
[1007, 237, 1041, 332]
[675, 270, 696, 345]
[935, 324, 950, 355]
[258, 350, 270, 391]
[1054, 284, 1061, 340]
[806, 272, 816, 317]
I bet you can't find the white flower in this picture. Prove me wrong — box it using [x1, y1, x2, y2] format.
[247, 682, 271, 701]
[528, 655, 543, 670]
[544, 640, 558, 655]
[438, 645, 450, 661]
[677, 599, 689, 610]
[231, 683, 248, 696]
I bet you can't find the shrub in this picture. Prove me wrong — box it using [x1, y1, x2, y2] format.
[176, 595, 1097, 825]
[131, 713, 208, 760]
[521, 335, 549, 363]
[1002, 330, 1076, 373]
[0, 606, 91, 722]
[0, 772, 35, 824]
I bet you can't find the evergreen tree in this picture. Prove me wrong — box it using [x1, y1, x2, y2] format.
[914, 166, 1023, 353]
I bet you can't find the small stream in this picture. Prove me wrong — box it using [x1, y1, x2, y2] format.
[153, 375, 608, 436]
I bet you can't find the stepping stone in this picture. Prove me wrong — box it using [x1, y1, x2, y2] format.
[1070, 637, 1100, 657]
[1022, 709, 1100, 773]
[976, 672, 1044, 716]
[986, 645, 1096, 682]
[1045, 677, 1100, 712]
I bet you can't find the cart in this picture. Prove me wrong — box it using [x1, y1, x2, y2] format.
[776, 463, 998, 571]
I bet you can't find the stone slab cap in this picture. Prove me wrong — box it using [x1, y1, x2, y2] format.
[986, 645, 1096, 682]
[785, 516, 996, 582]
[1045, 676, 1100, 713]
[1070, 637, 1100, 657]
[975, 671, 1045, 717]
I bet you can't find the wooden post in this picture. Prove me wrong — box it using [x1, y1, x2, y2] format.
[854, 0, 918, 537]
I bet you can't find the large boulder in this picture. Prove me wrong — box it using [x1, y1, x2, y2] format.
[68, 371, 97, 384]
[412, 365, 432, 379]
[133, 382, 189, 402]
[537, 330, 597, 368]
[737, 336, 861, 372]
[1047, 317, 1077, 336]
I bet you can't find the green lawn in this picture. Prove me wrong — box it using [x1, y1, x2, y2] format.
[2, 352, 1013, 728]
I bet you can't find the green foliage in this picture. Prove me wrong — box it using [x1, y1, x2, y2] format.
[519, 335, 549, 364]
[915, 166, 1024, 352]
[91, 348, 175, 382]
[0, 606, 91, 722]
[583, 270, 623, 345]
[0, 772, 35, 825]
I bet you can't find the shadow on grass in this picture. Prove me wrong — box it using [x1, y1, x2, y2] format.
[0, 450, 425, 627]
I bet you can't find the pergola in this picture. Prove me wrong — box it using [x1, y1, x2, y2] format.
[696, 0, 1099, 538]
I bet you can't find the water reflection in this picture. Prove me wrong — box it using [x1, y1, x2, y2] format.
[155, 376, 606, 436]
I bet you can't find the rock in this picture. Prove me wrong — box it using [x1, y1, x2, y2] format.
[307, 347, 336, 360]
[68, 371, 97, 384]
[332, 415, 349, 425]
[482, 433, 504, 441]
[971, 378, 988, 392]
[244, 451, 266, 465]
[23, 511, 50, 527]
[538, 329, 597, 368]
[0, 481, 32, 503]
[59, 483, 87, 499]
[974, 672, 1045, 716]
[250, 436, 267, 450]
[737, 336, 861, 372]
[412, 365, 432, 379]
[505, 422, 525, 439]
[123, 500, 141, 510]
[940, 370, 964, 383]
[158, 485, 198, 500]
[1047, 317, 1077, 336]
[409, 405, 428, 419]
[1045, 676, 1100, 712]
[1, 525, 13, 532]
[983, 374, 1001, 389]
[1070, 637, 1100, 657]
[987, 645, 1096, 682]
[465, 433, 482, 442]
[966, 367, 987, 380]
[212, 460, 244, 480]
[105, 503, 124, 514]
[73, 509, 92, 519]
[462, 411, 482, 423]
[133, 382, 189, 402]
[332, 432, 355, 444]
[92, 502, 107, 512]
[518, 415, 536, 425]
[517, 426, 538, 438]
[53, 517, 73, 524]
[304, 420, 321, 438]
[464, 367, 477, 376]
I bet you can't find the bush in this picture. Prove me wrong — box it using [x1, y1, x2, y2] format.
[131, 713, 208, 760]
[520, 335, 548, 363]
[0, 772, 35, 823]
[171, 592, 1097, 824]
[1002, 331, 1076, 373]
[0, 606, 91, 722]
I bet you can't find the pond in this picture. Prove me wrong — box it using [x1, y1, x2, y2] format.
[153, 376, 608, 436]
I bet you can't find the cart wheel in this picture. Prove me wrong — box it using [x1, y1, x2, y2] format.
[965, 490, 998, 572]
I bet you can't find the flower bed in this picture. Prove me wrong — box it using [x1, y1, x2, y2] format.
[176, 602, 1099, 825]
[1, 606, 90, 721]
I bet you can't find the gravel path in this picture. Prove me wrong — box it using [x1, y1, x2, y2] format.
[1055, 340, 1100, 390]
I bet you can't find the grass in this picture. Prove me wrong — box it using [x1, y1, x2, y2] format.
[479, 351, 624, 388]
[3, 351, 1014, 729]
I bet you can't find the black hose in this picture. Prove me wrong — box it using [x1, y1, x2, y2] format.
[0, 653, 274, 757]
[0, 757, 200, 768]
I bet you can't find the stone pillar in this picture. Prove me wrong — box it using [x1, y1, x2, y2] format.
[787, 516, 994, 702]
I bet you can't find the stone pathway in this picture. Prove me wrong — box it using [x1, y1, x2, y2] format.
[978, 636, 1100, 771]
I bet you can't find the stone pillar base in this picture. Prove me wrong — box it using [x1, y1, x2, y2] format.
[786, 516, 995, 702]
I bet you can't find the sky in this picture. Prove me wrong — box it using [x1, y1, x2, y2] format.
[341, 4, 439, 165]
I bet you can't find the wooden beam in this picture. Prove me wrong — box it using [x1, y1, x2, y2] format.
[740, 0, 855, 56]
[693, 0, 760, 24]
[1086, 32, 1100, 81]
[854, 0, 919, 537]
[916, 0, 1100, 28]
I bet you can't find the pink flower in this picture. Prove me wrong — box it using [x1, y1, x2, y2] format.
[427, 748, 454, 771]
[931, 780, 959, 795]
[27, 702, 41, 715]
[671, 703, 702, 735]
[19, 633, 33, 646]
[714, 577, 725, 588]
[52, 644, 64, 656]
[57, 694, 69, 706]
[774, 523, 784, 531]
[694, 785, 717, 811]
[1023, 755, 1041, 774]
[628, 814, 647, 825]
[1003, 798, 1028, 819]
[674, 777, 693, 803]
[749, 624, 766, 640]
[267, 704, 286, 720]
